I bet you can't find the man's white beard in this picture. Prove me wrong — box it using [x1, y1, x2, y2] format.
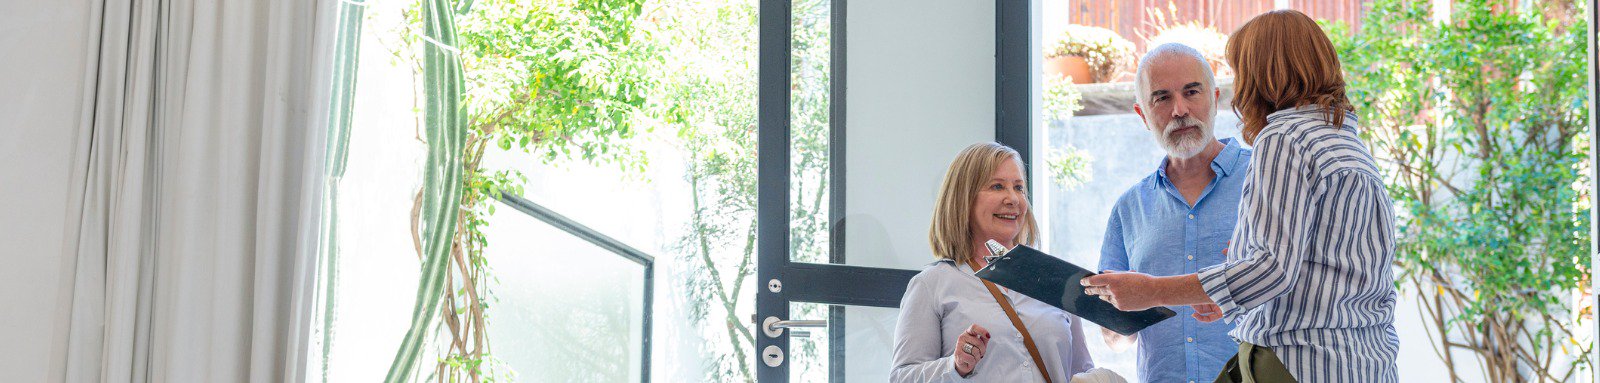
[1153, 116, 1214, 159]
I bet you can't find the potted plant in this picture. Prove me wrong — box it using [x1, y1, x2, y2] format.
[1046, 25, 1135, 83]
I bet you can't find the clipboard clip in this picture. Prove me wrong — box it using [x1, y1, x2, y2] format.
[983, 239, 1010, 264]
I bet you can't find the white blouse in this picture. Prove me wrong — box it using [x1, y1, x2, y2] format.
[891, 260, 1095, 382]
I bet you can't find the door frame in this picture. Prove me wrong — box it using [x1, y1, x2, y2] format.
[1588, 1, 1597, 381]
[754, 0, 1035, 380]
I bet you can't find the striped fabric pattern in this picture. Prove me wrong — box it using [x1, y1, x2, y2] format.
[1195, 104, 1400, 382]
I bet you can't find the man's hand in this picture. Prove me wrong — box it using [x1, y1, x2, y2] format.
[1080, 271, 1165, 311]
[1192, 303, 1224, 323]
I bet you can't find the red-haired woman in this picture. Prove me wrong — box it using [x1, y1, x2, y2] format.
[1081, 10, 1399, 383]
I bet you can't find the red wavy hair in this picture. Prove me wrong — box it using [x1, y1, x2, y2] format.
[1226, 9, 1353, 144]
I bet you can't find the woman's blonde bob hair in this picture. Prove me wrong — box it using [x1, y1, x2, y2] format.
[1227, 9, 1353, 145]
[928, 142, 1040, 265]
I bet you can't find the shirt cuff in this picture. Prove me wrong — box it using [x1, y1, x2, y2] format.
[945, 355, 976, 381]
[1197, 264, 1242, 322]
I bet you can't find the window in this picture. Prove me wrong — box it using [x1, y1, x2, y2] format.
[308, 0, 761, 381]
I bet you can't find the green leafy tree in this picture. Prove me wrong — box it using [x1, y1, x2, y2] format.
[1325, 0, 1591, 381]
[637, 1, 760, 379]
[379, 0, 656, 381]
[643, 0, 831, 379]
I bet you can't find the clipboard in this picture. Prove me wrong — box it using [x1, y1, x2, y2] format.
[974, 244, 1176, 336]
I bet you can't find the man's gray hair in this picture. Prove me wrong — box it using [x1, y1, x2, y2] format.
[1134, 43, 1216, 108]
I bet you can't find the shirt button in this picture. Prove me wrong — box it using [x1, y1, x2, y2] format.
[1188, 214, 1195, 219]
[1187, 337, 1195, 343]
[1186, 254, 1194, 260]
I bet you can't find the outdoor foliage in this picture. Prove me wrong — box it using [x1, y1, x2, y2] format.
[379, 0, 656, 381]
[643, 0, 762, 379]
[455, 0, 654, 168]
[645, 0, 832, 379]
[1326, 0, 1592, 381]
[1138, 1, 1231, 77]
[1042, 75, 1084, 122]
[1048, 146, 1094, 191]
[385, 0, 829, 380]
[385, 0, 471, 381]
[1042, 76, 1093, 191]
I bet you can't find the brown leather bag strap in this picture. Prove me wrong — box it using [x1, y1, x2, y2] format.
[978, 276, 1054, 383]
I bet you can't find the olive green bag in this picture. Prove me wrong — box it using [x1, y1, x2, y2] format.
[1215, 342, 1297, 383]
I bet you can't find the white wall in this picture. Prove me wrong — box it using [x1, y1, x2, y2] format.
[0, 0, 93, 382]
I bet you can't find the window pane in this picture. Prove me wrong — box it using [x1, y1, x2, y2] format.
[785, 302, 899, 382]
[787, 0, 1000, 269]
[838, 0, 995, 270]
[787, 302, 830, 382]
[789, 0, 833, 265]
[481, 200, 647, 382]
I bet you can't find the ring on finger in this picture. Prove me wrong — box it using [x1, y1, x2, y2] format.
[962, 342, 974, 354]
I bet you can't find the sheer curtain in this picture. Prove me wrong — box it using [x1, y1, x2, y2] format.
[52, 0, 339, 381]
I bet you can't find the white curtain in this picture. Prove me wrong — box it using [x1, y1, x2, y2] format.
[52, 0, 338, 381]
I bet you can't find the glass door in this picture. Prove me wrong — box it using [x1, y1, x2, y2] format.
[754, 0, 1034, 380]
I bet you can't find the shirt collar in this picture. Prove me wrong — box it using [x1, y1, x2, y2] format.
[1268, 103, 1326, 120]
[1150, 137, 1243, 189]
[935, 258, 985, 276]
[1212, 137, 1244, 177]
[1265, 104, 1359, 128]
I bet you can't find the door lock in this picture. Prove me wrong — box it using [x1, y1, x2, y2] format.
[762, 345, 784, 367]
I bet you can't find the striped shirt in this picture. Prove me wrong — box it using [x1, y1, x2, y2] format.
[1195, 104, 1400, 382]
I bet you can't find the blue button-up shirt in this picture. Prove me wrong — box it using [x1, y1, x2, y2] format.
[1099, 138, 1249, 383]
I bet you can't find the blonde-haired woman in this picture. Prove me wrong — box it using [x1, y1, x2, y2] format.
[890, 142, 1095, 382]
[1082, 9, 1399, 383]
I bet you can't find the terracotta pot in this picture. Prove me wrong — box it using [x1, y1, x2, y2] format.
[1044, 55, 1093, 84]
